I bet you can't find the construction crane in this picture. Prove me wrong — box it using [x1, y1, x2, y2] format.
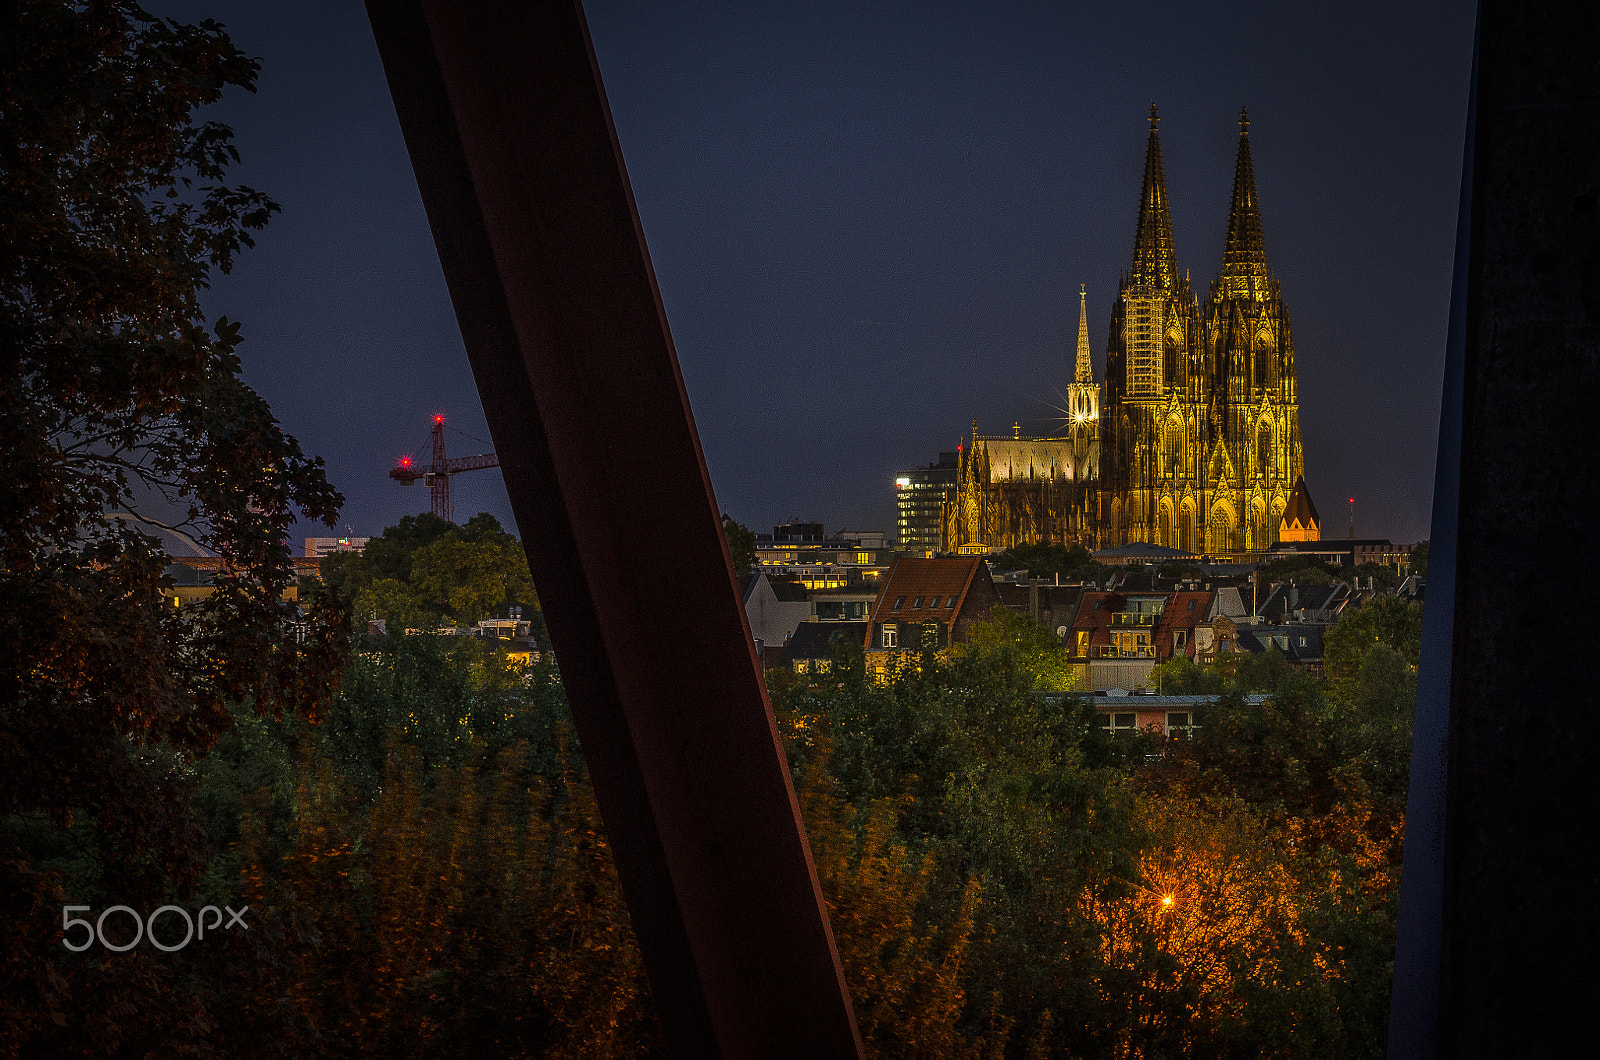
[390, 414, 499, 522]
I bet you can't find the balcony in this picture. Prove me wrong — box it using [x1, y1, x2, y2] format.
[1110, 612, 1157, 627]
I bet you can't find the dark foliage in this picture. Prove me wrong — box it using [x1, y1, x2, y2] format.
[2, 4, 342, 1052]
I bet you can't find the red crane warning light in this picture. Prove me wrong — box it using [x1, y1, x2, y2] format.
[389, 415, 500, 522]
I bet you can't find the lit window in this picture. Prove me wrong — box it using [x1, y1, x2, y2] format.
[882, 625, 898, 648]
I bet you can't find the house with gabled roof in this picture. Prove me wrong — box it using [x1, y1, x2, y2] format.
[777, 621, 869, 675]
[994, 581, 1087, 641]
[740, 571, 811, 662]
[1153, 590, 1214, 662]
[863, 555, 998, 681]
[1237, 624, 1325, 675]
[1256, 581, 1350, 625]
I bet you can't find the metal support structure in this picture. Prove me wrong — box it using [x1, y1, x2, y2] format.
[363, 2, 863, 1056]
[389, 414, 500, 523]
[1390, 2, 1600, 1054]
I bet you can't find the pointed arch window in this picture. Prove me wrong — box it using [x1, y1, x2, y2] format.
[1163, 422, 1184, 475]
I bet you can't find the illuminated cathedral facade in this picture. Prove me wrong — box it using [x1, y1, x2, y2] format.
[943, 106, 1315, 556]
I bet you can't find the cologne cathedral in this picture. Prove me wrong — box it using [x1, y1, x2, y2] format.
[943, 106, 1314, 555]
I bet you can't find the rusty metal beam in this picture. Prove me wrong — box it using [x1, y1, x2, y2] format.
[1391, 1, 1600, 1054]
[363, 3, 863, 1055]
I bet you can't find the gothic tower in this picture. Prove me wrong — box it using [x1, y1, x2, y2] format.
[1067, 284, 1101, 484]
[943, 107, 1310, 558]
[1102, 105, 1203, 549]
[1199, 108, 1305, 551]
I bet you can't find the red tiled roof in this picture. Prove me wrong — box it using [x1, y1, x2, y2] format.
[1153, 590, 1214, 659]
[868, 555, 986, 629]
[1071, 591, 1121, 653]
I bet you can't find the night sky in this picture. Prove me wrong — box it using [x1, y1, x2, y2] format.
[167, 1, 1475, 550]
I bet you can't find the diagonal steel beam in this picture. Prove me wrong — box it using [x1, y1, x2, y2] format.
[363, 2, 863, 1055]
[1391, 1, 1600, 1054]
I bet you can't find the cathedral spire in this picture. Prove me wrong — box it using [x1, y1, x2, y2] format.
[1220, 107, 1271, 299]
[1130, 104, 1178, 290]
[1075, 284, 1093, 383]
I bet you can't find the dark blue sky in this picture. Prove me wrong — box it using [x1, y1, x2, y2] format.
[172, 1, 1474, 548]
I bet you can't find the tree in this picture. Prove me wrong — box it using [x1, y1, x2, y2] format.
[322, 511, 453, 595]
[1409, 540, 1429, 577]
[322, 512, 536, 628]
[1258, 554, 1341, 584]
[960, 607, 1080, 691]
[990, 541, 1111, 585]
[1349, 562, 1400, 590]
[1322, 595, 1424, 693]
[411, 534, 533, 624]
[721, 513, 757, 573]
[1, 4, 342, 1050]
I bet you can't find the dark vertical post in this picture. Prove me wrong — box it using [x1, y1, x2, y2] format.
[1391, 2, 1600, 1055]
[362, 3, 863, 1056]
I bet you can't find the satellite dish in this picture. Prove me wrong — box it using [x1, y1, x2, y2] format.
[1056, 625, 1068, 638]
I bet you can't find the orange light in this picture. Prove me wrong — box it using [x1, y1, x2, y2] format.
[1161, 894, 1174, 907]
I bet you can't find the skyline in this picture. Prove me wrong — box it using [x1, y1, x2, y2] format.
[172, 1, 1475, 548]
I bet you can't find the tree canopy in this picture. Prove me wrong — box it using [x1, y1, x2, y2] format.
[320, 512, 536, 629]
[2, 3, 343, 1048]
[721, 513, 757, 573]
[989, 541, 1111, 584]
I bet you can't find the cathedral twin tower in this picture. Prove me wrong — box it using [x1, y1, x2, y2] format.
[945, 106, 1314, 555]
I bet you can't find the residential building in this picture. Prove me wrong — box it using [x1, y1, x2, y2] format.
[864, 555, 999, 681]
[1089, 692, 1267, 736]
[1236, 624, 1324, 676]
[994, 580, 1087, 641]
[1255, 581, 1350, 625]
[1153, 589, 1214, 661]
[740, 572, 811, 661]
[1194, 615, 1244, 665]
[806, 585, 879, 623]
[778, 622, 869, 675]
